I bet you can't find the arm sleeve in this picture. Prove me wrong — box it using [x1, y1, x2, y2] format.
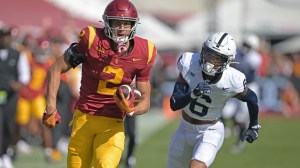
[240, 88, 259, 127]
[17, 52, 30, 84]
[64, 43, 84, 68]
[170, 82, 194, 111]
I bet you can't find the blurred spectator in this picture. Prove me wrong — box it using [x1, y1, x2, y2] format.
[257, 71, 300, 117]
[289, 52, 300, 112]
[258, 51, 300, 117]
[13, 37, 62, 163]
[0, 26, 30, 168]
[257, 39, 271, 77]
[292, 52, 300, 78]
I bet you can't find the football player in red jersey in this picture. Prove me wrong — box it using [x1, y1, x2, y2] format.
[42, 0, 157, 167]
[15, 39, 61, 162]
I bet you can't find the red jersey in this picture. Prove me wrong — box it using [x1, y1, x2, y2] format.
[75, 26, 157, 119]
[20, 53, 53, 100]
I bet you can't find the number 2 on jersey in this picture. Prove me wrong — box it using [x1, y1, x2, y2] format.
[97, 65, 124, 95]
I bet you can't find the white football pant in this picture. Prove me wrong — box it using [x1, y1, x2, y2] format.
[167, 118, 224, 168]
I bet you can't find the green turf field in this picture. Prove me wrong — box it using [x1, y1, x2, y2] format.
[134, 117, 300, 168]
[13, 114, 300, 168]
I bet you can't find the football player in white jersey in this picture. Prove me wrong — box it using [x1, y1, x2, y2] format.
[167, 32, 261, 168]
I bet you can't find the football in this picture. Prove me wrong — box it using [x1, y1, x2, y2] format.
[133, 88, 142, 102]
[118, 84, 132, 100]
[116, 84, 142, 101]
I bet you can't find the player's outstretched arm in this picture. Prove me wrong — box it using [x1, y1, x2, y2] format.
[44, 43, 83, 128]
[236, 87, 261, 143]
[46, 54, 71, 110]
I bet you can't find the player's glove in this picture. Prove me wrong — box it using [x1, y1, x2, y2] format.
[114, 86, 136, 115]
[241, 124, 261, 143]
[191, 81, 212, 98]
[42, 110, 62, 128]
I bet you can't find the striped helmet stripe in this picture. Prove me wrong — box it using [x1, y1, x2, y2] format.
[216, 33, 228, 48]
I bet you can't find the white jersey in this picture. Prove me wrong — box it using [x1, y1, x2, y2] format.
[177, 52, 246, 120]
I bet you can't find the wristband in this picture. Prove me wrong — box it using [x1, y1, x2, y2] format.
[44, 109, 57, 115]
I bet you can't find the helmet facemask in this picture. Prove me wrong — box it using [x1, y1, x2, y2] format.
[103, 15, 139, 45]
[201, 44, 232, 76]
[200, 32, 236, 76]
[102, 0, 139, 53]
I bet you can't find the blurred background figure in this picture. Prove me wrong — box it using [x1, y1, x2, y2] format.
[6, 27, 79, 166]
[13, 37, 62, 163]
[257, 51, 300, 117]
[0, 26, 30, 168]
